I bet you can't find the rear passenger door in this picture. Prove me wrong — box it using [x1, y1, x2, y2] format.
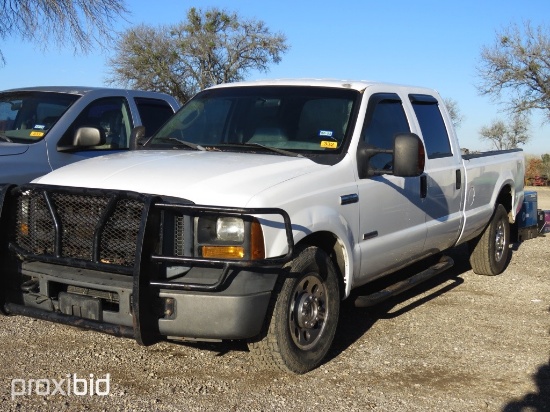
[409, 94, 464, 252]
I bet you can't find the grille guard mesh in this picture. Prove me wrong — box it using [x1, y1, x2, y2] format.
[5, 184, 294, 278]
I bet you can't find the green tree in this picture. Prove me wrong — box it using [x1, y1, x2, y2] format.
[477, 21, 550, 119]
[107, 7, 289, 103]
[479, 113, 530, 150]
[0, 0, 129, 66]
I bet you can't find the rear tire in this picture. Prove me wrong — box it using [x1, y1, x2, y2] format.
[248, 245, 340, 374]
[469, 204, 510, 276]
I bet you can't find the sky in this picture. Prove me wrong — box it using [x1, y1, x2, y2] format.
[1, 0, 549, 156]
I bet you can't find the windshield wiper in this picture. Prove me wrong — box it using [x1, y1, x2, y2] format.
[154, 137, 206, 151]
[239, 143, 304, 158]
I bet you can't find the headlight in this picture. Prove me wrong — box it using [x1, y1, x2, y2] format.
[216, 217, 244, 242]
[196, 215, 265, 260]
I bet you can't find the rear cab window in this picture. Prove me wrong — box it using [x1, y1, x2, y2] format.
[409, 94, 452, 159]
[134, 97, 177, 137]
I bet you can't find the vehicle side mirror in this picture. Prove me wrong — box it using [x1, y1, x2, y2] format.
[73, 126, 106, 147]
[393, 133, 425, 177]
[356, 133, 425, 178]
[129, 126, 146, 150]
[58, 126, 106, 152]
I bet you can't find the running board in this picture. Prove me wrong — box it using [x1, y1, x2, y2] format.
[353, 256, 454, 308]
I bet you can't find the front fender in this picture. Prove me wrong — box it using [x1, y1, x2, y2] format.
[262, 204, 358, 298]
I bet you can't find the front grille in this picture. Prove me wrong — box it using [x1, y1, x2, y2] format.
[13, 188, 145, 268]
[174, 215, 185, 256]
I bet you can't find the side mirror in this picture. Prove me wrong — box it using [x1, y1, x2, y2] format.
[129, 126, 146, 150]
[356, 133, 424, 178]
[58, 126, 106, 152]
[73, 126, 106, 147]
[393, 133, 425, 177]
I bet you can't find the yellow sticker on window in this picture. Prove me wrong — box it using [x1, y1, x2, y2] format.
[320, 140, 338, 149]
[29, 131, 45, 137]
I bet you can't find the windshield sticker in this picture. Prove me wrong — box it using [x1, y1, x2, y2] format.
[33, 124, 46, 130]
[319, 130, 333, 137]
[29, 131, 44, 138]
[320, 140, 338, 149]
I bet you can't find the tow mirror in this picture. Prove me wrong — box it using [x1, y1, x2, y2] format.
[393, 133, 425, 177]
[356, 133, 425, 178]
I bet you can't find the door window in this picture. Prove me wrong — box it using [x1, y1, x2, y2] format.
[59, 97, 132, 149]
[409, 94, 452, 159]
[134, 97, 176, 137]
[360, 93, 410, 172]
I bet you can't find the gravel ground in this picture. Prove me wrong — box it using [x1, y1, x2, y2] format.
[1, 187, 549, 411]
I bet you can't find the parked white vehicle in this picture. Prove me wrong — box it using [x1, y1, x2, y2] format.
[0, 86, 180, 184]
[0, 79, 524, 373]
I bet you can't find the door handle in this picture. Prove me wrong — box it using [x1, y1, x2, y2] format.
[420, 175, 427, 198]
[456, 169, 462, 190]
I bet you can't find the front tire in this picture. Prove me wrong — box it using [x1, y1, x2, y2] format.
[248, 245, 340, 374]
[469, 204, 510, 276]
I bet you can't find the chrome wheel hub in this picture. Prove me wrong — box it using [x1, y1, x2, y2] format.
[494, 221, 505, 262]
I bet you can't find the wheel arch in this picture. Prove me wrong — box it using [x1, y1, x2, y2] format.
[496, 183, 512, 215]
[295, 231, 350, 299]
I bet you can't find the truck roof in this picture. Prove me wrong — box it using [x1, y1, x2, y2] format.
[208, 78, 436, 94]
[0, 86, 175, 99]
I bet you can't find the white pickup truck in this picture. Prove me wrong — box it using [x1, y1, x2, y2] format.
[0, 86, 180, 184]
[0, 79, 524, 374]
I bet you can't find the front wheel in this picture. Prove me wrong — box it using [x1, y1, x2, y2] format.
[248, 246, 340, 374]
[469, 204, 510, 276]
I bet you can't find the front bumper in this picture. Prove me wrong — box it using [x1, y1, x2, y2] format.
[0, 184, 293, 345]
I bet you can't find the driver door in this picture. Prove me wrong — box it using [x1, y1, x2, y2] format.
[356, 93, 427, 283]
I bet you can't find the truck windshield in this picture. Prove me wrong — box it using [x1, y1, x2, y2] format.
[0, 91, 79, 143]
[147, 86, 359, 159]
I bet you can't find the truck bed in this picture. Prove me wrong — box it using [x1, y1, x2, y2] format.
[457, 149, 524, 245]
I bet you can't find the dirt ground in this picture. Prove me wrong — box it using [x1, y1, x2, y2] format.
[0, 187, 549, 411]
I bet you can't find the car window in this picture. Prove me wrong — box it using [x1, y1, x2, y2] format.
[410, 94, 452, 159]
[361, 93, 411, 171]
[149, 86, 358, 159]
[0, 92, 77, 143]
[134, 97, 176, 137]
[59, 97, 132, 149]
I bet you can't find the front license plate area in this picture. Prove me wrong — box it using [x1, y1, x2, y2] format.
[59, 292, 102, 321]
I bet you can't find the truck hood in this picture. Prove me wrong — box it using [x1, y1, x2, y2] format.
[0, 143, 29, 156]
[33, 150, 325, 206]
